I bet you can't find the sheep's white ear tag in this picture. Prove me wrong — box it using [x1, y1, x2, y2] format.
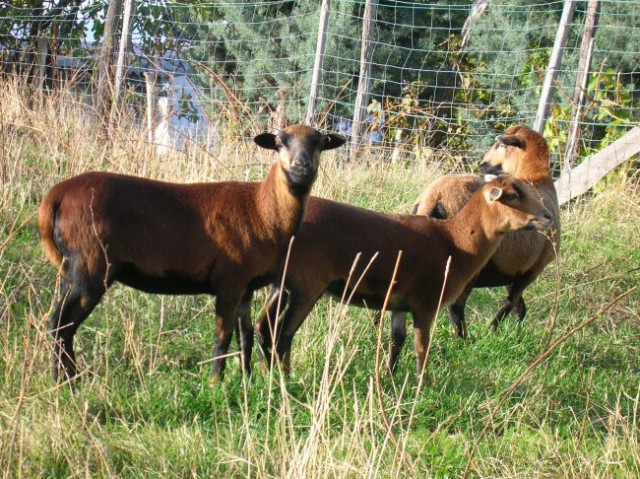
[483, 174, 497, 182]
[484, 186, 503, 203]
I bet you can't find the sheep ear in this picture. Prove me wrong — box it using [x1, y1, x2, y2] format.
[322, 133, 347, 151]
[484, 186, 503, 203]
[254, 133, 278, 151]
[496, 134, 525, 149]
[430, 202, 448, 220]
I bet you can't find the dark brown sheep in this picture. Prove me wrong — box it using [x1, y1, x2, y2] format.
[39, 124, 346, 382]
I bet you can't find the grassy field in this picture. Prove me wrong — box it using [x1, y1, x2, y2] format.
[1, 82, 639, 478]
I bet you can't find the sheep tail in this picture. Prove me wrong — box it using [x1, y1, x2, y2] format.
[38, 195, 66, 275]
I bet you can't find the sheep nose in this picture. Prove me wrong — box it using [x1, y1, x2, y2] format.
[478, 162, 500, 176]
[293, 154, 312, 169]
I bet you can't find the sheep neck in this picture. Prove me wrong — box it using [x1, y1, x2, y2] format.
[509, 163, 559, 224]
[256, 162, 308, 243]
[513, 163, 552, 185]
[443, 194, 505, 283]
[511, 140, 553, 185]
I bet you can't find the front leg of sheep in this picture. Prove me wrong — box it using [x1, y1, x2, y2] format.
[411, 306, 437, 376]
[210, 293, 244, 382]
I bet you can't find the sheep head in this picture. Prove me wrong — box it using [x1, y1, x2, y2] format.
[479, 125, 551, 181]
[482, 176, 552, 234]
[254, 124, 346, 188]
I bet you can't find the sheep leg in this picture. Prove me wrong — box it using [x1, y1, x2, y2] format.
[235, 290, 254, 377]
[256, 286, 290, 367]
[210, 295, 243, 382]
[491, 271, 534, 329]
[411, 307, 437, 377]
[412, 324, 431, 377]
[49, 279, 105, 382]
[389, 311, 408, 373]
[274, 290, 320, 375]
[448, 282, 473, 339]
[511, 285, 527, 321]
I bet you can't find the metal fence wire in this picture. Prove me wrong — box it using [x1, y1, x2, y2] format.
[1, 0, 639, 185]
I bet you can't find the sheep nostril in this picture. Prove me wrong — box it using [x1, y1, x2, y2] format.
[293, 158, 312, 171]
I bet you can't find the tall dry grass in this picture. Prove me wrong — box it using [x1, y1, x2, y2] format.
[0, 79, 638, 478]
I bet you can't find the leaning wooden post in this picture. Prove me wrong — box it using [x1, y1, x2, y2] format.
[533, 0, 576, 134]
[306, 0, 330, 126]
[564, 0, 600, 173]
[350, 0, 377, 161]
[555, 127, 640, 204]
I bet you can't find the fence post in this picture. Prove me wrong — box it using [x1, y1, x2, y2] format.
[306, 0, 330, 126]
[97, 0, 123, 121]
[564, 0, 600, 173]
[144, 70, 157, 145]
[533, 0, 576, 134]
[351, 0, 377, 161]
[35, 36, 48, 101]
[112, 0, 135, 120]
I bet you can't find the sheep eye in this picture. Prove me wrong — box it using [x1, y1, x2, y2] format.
[276, 136, 288, 149]
[512, 183, 524, 198]
[502, 191, 519, 201]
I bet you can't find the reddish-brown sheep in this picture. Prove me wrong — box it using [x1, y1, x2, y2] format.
[252, 175, 552, 374]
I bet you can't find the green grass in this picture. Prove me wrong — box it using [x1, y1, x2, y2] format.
[1, 82, 638, 478]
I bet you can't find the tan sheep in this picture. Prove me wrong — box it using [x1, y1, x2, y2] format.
[391, 125, 560, 344]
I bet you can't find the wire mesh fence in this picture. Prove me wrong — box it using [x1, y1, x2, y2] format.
[1, 0, 639, 182]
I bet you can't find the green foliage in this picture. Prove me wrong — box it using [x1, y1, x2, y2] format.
[4, 0, 640, 174]
[589, 69, 635, 145]
[466, 1, 560, 109]
[181, 1, 473, 123]
[0, 1, 92, 62]
[183, 0, 326, 124]
[455, 1, 640, 168]
[544, 68, 637, 161]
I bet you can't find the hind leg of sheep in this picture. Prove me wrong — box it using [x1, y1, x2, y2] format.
[274, 290, 321, 374]
[235, 291, 254, 377]
[448, 283, 473, 339]
[389, 312, 407, 373]
[510, 285, 527, 321]
[49, 278, 106, 382]
[448, 304, 468, 339]
[491, 272, 534, 329]
[256, 286, 290, 366]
